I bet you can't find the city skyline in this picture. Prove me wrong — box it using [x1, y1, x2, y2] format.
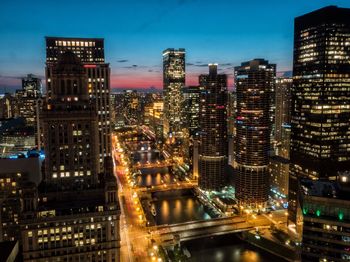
[1, 0, 350, 91]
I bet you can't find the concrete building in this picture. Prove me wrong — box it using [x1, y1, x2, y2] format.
[162, 48, 185, 136]
[45, 37, 112, 174]
[289, 6, 350, 232]
[198, 64, 228, 191]
[20, 52, 120, 262]
[300, 173, 350, 261]
[234, 59, 275, 208]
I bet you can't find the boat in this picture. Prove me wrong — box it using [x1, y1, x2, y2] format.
[151, 207, 157, 216]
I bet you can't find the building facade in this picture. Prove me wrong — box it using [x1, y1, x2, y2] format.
[234, 59, 275, 208]
[275, 77, 292, 146]
[15, 74, 42, 127]
[288, 6, 350, 230]
[300, 174, 350, 261]
[45, 37, 111, 174]
[162, 48, 185, 136]
[198, 64, 228, 191]
[20, 51, 120, 262]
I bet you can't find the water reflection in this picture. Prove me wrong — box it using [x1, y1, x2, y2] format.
[136, 172, 176, 187]
[154, 194, 211, 225]
[185, 233, 284, 262]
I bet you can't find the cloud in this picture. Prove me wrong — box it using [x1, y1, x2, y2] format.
[117, 59, 128, 63]
[122, 64, 138, 69]
[195, 63, 209, 67]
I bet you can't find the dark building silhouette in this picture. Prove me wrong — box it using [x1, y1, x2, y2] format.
[198, 64, 228, 191]
[20, 52, 120, 261]
[288, 6, 350, 231]
[234, 59, 275, 208]
[45, 37, 111, 174]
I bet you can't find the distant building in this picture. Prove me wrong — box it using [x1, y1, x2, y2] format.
[181, 86, 201, 138]
[234, 59, 275, 208]
[0, 118, 36, 158]
[163, 48, 185, 136]
[274, 77, 292, 146]
[45, 37, 112, 174]
[144, 101, 163, 142]
[300, 173, 350, 261]
[289, 6, 350, 232]
[15, 74, 42, 127]
[123, 90, 141, 124]
[0, 93, 17, 119]
[198, 64, 228, 191]
[269, 155, 289, 197]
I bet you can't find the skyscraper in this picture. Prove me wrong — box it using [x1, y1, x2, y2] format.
[162, 48, 185, 136]
[20, 52, 120, 261]
[299, 174, 350, 261]
[45, 37, 111, 174]
[181, 86, 202, 138]
[41, 52, 99, 184]
[274, 77, 292, 146]
[234, 59, 276, 208]
[198, 64, 228, 191]
[15, 74, 42, 127]
[288, 6, 350, 230]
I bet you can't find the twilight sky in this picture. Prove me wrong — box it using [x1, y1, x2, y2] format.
[1, 0, 350, 91]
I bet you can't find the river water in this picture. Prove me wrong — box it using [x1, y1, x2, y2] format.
[132, 146, 285, 262]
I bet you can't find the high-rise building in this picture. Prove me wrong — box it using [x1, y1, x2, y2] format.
[45, 37, 111, 174]
[15, 74, 42, 127]
[162, 48, 185, 136]
[181, 86, 202, 175]
[0, 93, 17, 119]
[288, 6, 350, 231]
[299, 173, 350, 261]
[181, 86, 201, 138]
[198, 64, 228, 191]
[41, 52, 99, 184]
[275, 77, 292, 146]
[0, 157, 41, 242]
[122, 90, 141, 124]
[234, 59, 275, 208]
[20, 52, 120, 261]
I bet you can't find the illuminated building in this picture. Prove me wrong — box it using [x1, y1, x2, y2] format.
[0, 118, 36, 158]
[41, 52, 99, 183]
[288, 6, 350, 231]
[181, 86, 201, 138]
[144, 101, 163, 142]
[0, 93, 17, 119]
[269, 156, 289, 197]
[122, 90, 141, 124]
[234, 59, 276, 208]
[181, 86, 202, 175]
[300, 173, 350, 261]
[274, 77, 292, 151]
[0, 157, 41, 242]
[198, 64, 228, 191]
[15, 74, 42, 127]
[45, 37, 111, 174]
[20, 52, 120, 261]
[162, 48, 185, 136]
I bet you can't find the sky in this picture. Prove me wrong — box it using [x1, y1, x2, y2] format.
[1, 0, 350, 92]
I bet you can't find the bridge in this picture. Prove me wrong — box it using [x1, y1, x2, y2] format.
[149, 211, 287, 244]
[136, 182, 196, 193]
[135, 161, 173, 169]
